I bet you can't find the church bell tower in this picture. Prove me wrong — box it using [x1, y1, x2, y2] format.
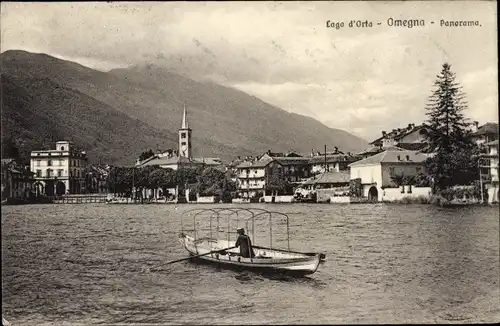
[178, 104, 192, 159]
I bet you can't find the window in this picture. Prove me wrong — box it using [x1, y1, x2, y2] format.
[181, 133, 186, 139]
[57, 169, 63, 177]
[59, 159, 64, 166]
[181, 142, 186, 146]
[36, 160, 41, 166]
[47, 169, 53, 177]
[47, 160, 52, 166]
[390, 167, 395, 177]
[70, 170, 73, 177]
[36, 170, 42, 177]
[61, 146, 65, 151]
[254, 170, 258, 174]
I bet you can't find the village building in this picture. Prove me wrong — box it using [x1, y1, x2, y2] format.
[300, 170, 351, 190]
[30, 141, 88, 196]
[483, 139, 499, 204]
[348, 149, 428, 201]
[236, 159, 275, 198]
[135, 105, 222, 170]
[1, 158, 34, 200]
[472, 122, 499, 149]
[295, 170, 351, 202]
[368, 123, 428, 151]
[308, 153, 359, 175]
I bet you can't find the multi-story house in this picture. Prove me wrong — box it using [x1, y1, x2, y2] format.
[30, 141, 88, 196]
[484, 139, 499, 204]
[348, 149, 428, 201]
[1, 158, 34, 200]
[236, 159, 274, 198]
[471, 122, 498, 149]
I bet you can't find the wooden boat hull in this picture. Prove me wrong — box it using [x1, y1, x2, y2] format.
[178, 234, 321, 276]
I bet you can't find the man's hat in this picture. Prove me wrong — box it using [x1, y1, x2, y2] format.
[236, 227, 244, 233]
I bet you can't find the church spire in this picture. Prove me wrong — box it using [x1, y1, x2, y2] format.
[181, 103, 189, 129]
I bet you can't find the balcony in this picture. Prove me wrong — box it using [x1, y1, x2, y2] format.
[238, 184, 265, 190]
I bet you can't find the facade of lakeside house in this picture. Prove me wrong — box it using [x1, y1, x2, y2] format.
[348, 149, 428, 201]
[236, 159, 276, 198]
[484, 139, 499, 203]
[135, 105, 223, 171]
[30, 141, 88, 196]
[1, 158, 34, 200]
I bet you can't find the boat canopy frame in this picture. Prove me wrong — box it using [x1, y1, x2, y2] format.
[180, 207, 291, 252]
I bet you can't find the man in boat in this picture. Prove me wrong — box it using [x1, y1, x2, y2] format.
[235, 228, 255, 258]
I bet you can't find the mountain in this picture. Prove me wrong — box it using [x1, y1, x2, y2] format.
[1, 50, 367, 165]
[1, 71, 178, 165]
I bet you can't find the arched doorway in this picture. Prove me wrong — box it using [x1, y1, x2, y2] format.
[56, 181, 66, 196]
[34, 182, 44, 196]
[368, 186, 378, 201]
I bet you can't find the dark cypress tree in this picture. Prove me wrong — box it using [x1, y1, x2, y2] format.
[422, 63, 479, 191]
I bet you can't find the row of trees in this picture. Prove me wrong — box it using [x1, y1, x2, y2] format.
[105, 165, 237, 202]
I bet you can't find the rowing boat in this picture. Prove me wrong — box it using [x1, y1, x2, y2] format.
[177, 208, 324, 276]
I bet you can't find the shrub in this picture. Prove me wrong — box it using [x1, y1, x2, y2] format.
[429, 194, 450, 206]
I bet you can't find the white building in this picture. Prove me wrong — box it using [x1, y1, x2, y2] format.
[30, 141, 88, 196]
[348, 149, 428, 201]
[236, 159, 274, 198]
[484, 140, 499, 204]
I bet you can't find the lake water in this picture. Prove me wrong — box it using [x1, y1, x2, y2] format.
[1, 203, 499, 324]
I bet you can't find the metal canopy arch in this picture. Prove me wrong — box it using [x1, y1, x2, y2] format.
[180, 208, 291, 252]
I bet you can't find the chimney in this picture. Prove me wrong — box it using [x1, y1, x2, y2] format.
[334, 146, 338, 153]
[474, 121, 479, 131]
[237, 156, 241, 160]
[382, 131, 387, 137]
[407, 123, 412, 130]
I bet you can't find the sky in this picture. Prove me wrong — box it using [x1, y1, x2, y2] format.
[1, 1, 497, 141]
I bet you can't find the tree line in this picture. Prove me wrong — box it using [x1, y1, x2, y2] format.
[105, 165, 237, 202]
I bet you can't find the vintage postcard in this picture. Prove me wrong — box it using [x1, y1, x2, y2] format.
[1, 1, 498, 325]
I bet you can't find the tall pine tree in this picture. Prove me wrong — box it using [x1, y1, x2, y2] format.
[422, 63, 479, 191]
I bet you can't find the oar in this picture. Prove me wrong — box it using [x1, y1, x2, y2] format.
[161, 246, 237, 266]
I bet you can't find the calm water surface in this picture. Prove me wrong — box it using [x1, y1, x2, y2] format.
[2, 203, 499, 324]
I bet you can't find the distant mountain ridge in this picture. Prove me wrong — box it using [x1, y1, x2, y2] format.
[1, 50, 367, 165]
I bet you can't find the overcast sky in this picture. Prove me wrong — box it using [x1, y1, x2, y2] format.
[1, 1, 497, 141]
